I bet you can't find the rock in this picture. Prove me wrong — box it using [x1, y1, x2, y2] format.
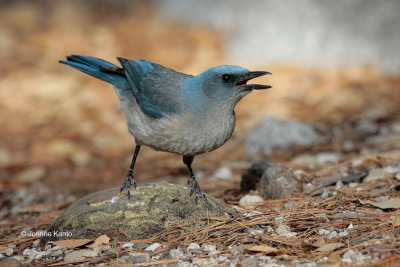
[258, 165, 303, 199]
[120, 253, 149, 264]
[169, 248, 185, 259]
[276, 224, 297, 237]
[283, 201, 300, 210]
[145, 243, 162, 252]
[64, 249, 98, 263]
[342, 249, 371, 265]
[240, 256, 258, 267]
[5, 248, 13, 257]
[246, 116, 325, 155]
[187, 243, 200, 251]
[319, 229, 330, 235]
[214, 166, 233, 180]
[202, 244, 218, 255]
[121, 243, 135, 250]
[241, 160, 281, 191]
[44, 183, 235, 242]
[0, 258, 22, 267]
[22, 248, 48, 260]
[239, 195, 264, 208]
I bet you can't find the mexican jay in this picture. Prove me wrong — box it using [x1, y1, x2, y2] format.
[60, 55, 271, 202]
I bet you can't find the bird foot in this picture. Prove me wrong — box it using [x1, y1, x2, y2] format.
[188, 176, 206, 204]
[119, 171, 136, 199]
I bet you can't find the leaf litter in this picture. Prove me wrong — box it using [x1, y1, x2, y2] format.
[0, 1, 399, 266]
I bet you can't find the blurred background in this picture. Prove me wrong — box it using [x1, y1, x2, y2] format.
[0, 0, 399, 202]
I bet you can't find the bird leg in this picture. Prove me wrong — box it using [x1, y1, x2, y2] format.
[120, 144, 141, 199]
[183, 155, 206, 203]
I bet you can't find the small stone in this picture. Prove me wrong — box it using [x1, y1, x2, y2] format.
[241, 256, 258, 267]
[121, 243, 135, 250]
[177, 261, 192, 267]
[187, 243, 200, 251]
[22, 248, 48, 259]
[17, 166, 46, 183]
[64, 249, 98, 263]
[239, 194, 264, 208]
[145, 243, 161, 252]
[327, 231, 338, 239]
[121, 253, 149, 264]
[47, 246, 65, 257]
[342, 249, 371, 265]
[335, 180, 343, 190]
[384, 166, 399, 174]
[202, 244, 218, 255]
[5, 247, 13, 256]
[214, 166, 233, 180]
[192, 258, 209, 266]
[319, 229, 330, 235]
[32, 239, 40, 248]
[303, 183, 315, 191]
[347, 224, 354, 229]
[349, 182, 359, 188]
[321, 189, 329, 199]
[169, 248, 185, 259]
[283, 201, 300, 210]
[276, 224, 297, 237]
[258, 165, 303, 199]
[339, 231, 349, 237]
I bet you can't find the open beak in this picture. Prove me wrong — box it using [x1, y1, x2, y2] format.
[236, 71, 272, 90]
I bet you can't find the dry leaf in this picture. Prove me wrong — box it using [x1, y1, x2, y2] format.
[87, 235, 110, 248]
[375, 254, 400, 267]
[315, 242, 345, 252]
[303, 237, 326, 248]
[326, 252, 342, 264]
[390, 215, 400, 226]
[359, 198, 400, 209]
[53, 239, 93, 249]
[248, 245, 279, 254]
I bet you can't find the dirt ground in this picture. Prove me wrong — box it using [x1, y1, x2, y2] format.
[0, 2, 399, 266]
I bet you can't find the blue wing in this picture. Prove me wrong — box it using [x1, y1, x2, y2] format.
[61, 55, 191, 119]
[118, 58, 192, 118]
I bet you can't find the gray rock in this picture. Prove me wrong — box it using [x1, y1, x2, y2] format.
[241, 256, 258, 267]
[246, 117, 325, 155]
[258, 165, 303, 199]
[5, 248, 13, 257]
[121, 253, 149, 264]
[169, 248, 185, 259]
[44, 183, 235, 242]
[241, 160, 281, 191]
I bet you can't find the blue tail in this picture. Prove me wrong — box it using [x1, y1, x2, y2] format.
[60, 55, 130, 92]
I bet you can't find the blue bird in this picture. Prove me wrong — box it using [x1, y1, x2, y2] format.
[60, 55, 271, 202]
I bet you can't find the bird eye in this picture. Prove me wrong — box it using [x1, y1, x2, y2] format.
[221, 74, 233, 83]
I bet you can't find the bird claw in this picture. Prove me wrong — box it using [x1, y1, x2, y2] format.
[188, 176, 206, 204]
[120, 171, 136, 199]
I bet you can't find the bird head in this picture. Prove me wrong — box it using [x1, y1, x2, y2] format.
[198, 65, 271, 105]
